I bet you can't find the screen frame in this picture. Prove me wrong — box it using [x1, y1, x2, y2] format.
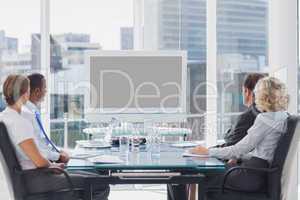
[85, 50, 187, 115]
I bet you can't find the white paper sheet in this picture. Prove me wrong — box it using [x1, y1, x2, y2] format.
[87, 155, 123, 164]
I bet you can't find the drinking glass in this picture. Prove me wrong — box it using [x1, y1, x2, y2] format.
[119, 136, 130, 158]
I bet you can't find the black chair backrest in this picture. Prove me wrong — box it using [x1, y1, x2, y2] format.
[268, 115, 299, 200]
[0, 122, 27, 200]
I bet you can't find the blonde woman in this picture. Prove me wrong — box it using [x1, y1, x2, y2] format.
[189, 77, 289, 199]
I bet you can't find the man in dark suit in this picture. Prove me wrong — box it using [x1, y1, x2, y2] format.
[218, 73, 265, 147]
[168, 73, 265, 200]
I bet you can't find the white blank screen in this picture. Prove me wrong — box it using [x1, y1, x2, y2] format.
[90, 56, 183, 110]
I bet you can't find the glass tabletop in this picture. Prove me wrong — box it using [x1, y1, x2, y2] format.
[67, 144, 225, 172]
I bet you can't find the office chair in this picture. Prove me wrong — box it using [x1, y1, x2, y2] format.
[206, 115, 299, 200]
[0, 122, 83, 200]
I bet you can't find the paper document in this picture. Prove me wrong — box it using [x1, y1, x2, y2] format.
[171, 142, 199, 148]
[182, 151, 210, 158]
[70, 153, 101, 159]
[76, 140, 111, 148]
[87, 155, 123, 164]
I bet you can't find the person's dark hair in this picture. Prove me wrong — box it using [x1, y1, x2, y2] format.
[3, 74, 30, 105]
[27, 73, 45, 94]
[243, 73, 266, 91]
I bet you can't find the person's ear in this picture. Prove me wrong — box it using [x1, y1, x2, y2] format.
[244, 87, 248, 96]
[246, 88, 250, 96]
[34, 88, 41, 96]
[21, 91, 30, 103]
[29, 88, 36, 98]
[245, 88, 252, 97]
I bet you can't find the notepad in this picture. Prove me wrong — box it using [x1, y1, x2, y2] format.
[182, 151, 210, 158]
[87, 155, 123, 164]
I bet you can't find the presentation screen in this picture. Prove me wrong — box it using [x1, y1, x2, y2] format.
[86, 51, 187, 114]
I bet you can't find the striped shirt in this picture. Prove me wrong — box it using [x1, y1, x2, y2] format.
[209, 111, 288, 163]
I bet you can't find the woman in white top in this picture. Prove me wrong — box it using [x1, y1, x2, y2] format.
[1, 74, 109, 200]
[188, 77, 289, 199]
[1, 74, 58, 170]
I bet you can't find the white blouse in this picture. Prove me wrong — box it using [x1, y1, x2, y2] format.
[1, 107, 37, 170]
[209, 111, 289, 163]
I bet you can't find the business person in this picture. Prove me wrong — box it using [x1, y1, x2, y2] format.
[218, 73, 265, 147]
[1, 74, 109, 200]
[168, 73, 265, 200]
[21, 73, 69, 163]
[190, 77, 289, 198]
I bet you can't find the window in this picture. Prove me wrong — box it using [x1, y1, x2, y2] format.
[143, 0, 207, 140]
[0, 0, 270, 146]
[216, 0, 269, 140]
[50, 0, 134, 147]
[0, 0, 40, 109]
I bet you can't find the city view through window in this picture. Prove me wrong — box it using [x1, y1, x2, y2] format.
[0, 0, 268, 148]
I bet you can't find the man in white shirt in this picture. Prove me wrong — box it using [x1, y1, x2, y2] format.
[22, 73, 69, 163]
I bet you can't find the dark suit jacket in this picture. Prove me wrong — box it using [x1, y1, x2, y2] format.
[221, 104, 260, 147]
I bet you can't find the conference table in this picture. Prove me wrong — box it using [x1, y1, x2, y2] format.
[67, 144, 226, 200]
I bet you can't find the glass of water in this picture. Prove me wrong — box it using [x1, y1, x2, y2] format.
[119, 136, 130, 158]
[151, 129, 161, 158]
[131, 124, 140, 152]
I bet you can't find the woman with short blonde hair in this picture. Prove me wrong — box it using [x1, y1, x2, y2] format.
[254, 77, 289, 112]
[189, 76, 289, 197]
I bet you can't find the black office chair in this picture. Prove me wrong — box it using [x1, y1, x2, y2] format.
[0, 122, 83, 200]
[206, 115, 299, 200]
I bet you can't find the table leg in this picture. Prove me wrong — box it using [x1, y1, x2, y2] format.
[167, 184, 176, 200]
[84, 183, 92, 200]
[198, 183, 205, 200]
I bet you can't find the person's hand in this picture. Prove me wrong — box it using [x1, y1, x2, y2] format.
[189, 145, 209, 155]
[49, 163, 65, 174]
[54, 162, 65, 169]
[227, 159, 237, 166]
[58, 150, 70, 164]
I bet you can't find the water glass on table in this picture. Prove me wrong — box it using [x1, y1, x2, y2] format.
[130, 124, 141, 152]
[119, 136, 129, 158]
[151, 130, 161, 158]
